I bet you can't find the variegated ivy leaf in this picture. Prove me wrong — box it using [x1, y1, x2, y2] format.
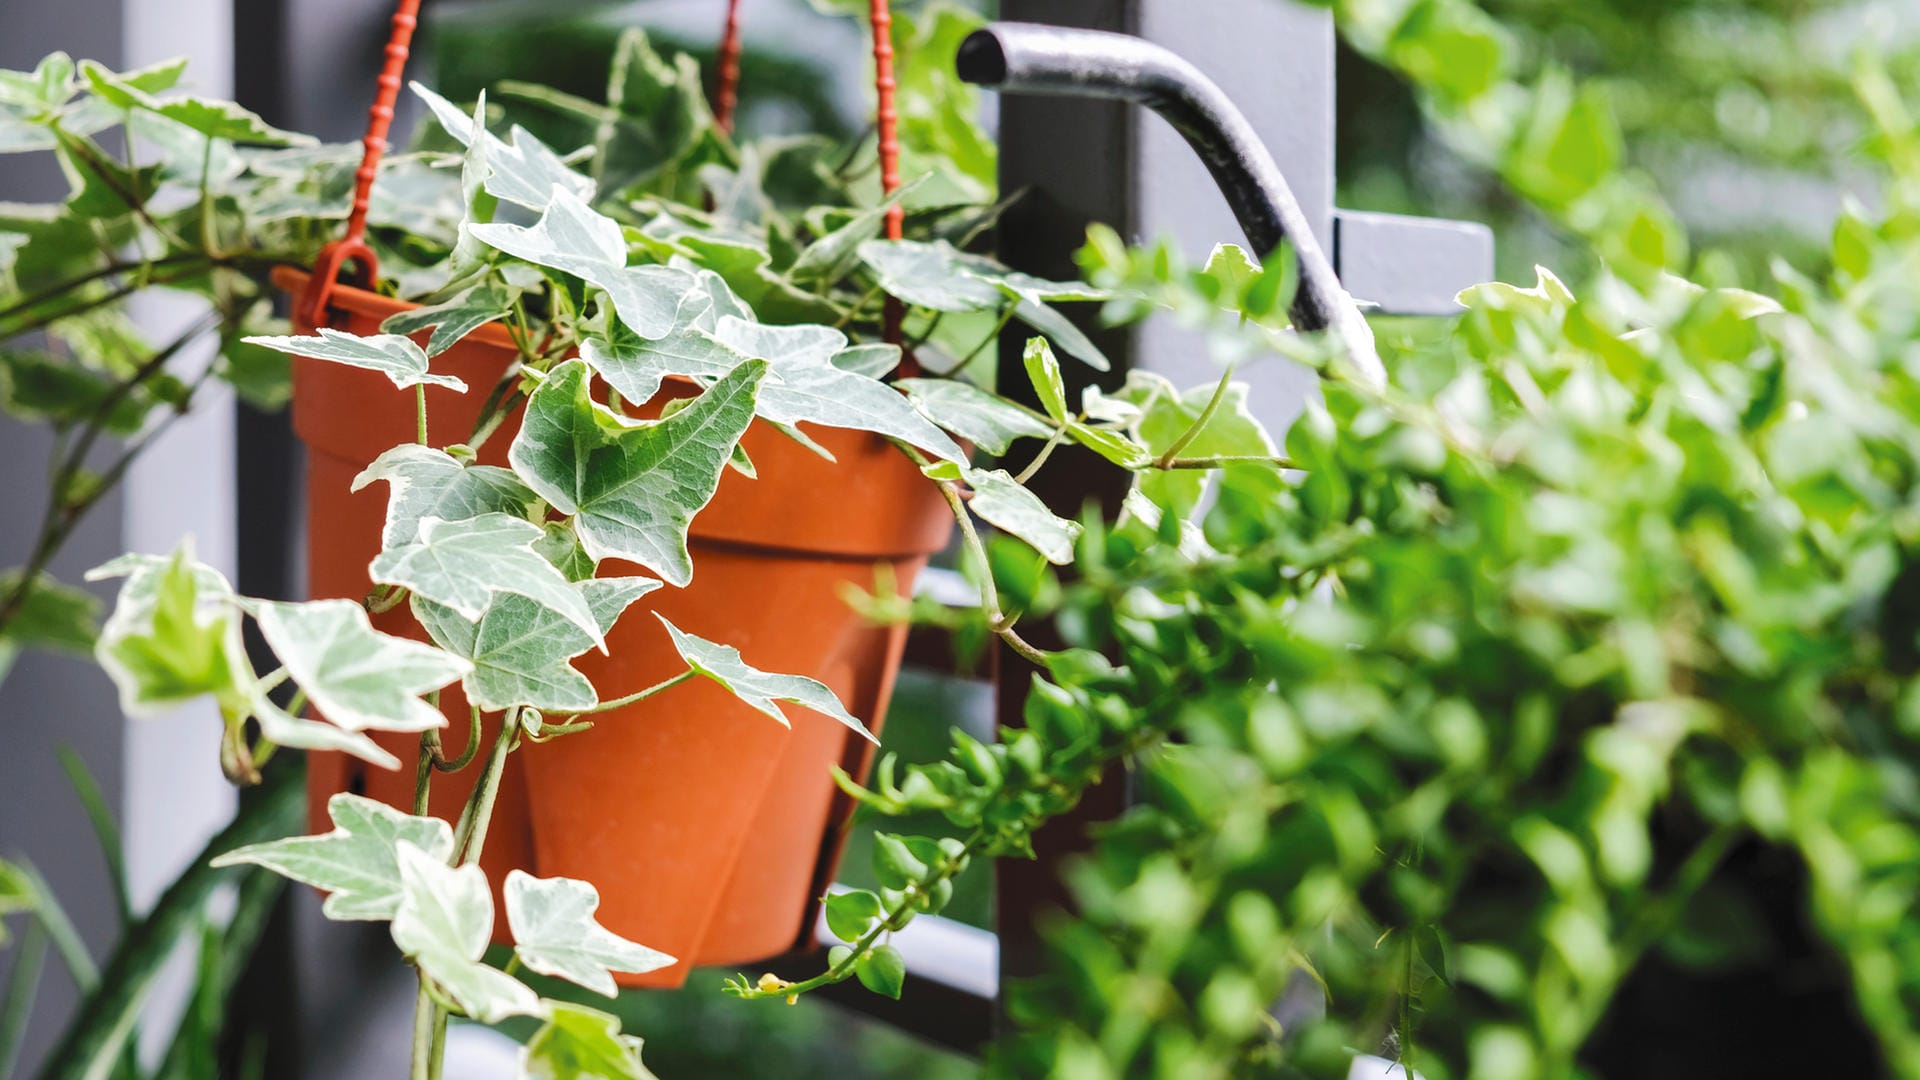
[505, 871, 675, 996]
[390, 843, 541, 1023]
[370, 514, 605, 651]
[857, 239, 1111, 371]
[658, 616, 872, 742]
[212, 793, 454, 920]
[251, 695, 402, 770]
[834, 343, 902, 379]
[577, 318, 748, 412]
[924, 460, 1080, 565]
[787, 179, 923, 286]
[413, 577, 659, 712]
[469, 188, 691, 340]
[713, 317, 967, 463]
[255, 599, 469, 733]
[380, 276, 521, 357]
[87, 547, 251, 717]
[242, 329, 467, 392]
[896, 378, 1055, 456]
[351, 444, 540, 549]
[509, 358, 766, 587]
[412, 81, 593, 214]
[522, 1002, 657, 1080]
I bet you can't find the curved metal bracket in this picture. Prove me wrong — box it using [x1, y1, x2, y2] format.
[957, 21, 1383, 384]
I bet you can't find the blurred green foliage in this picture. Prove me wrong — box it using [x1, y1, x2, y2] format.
[1333, 0, 1920, 282]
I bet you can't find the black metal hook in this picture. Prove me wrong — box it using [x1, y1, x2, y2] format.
[957, 21, 1383, 383]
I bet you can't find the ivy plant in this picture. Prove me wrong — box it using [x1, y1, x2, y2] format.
[1, 5, 1293, 1077]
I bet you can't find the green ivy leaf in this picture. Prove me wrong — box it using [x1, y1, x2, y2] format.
[242, 329, 467, 393]
[79, 60, 311, 145]
[923, 461, 1079, 565]
[858, 240, 1110, 370]
[88, 547, 249, 717]
[505, 871, 676, 996]
[858, 238, 1006, 311]
[788, 179, 922, 286]
[657, 616, 872, 742]
[212, 793, 454, 920]
[854, 944, 906, 999]
[389, 843, 541, 1023]
[823, 889, 884, 942]
[897, 377, 1054, 455]
[521, 1001, 657, 1080]
[255, 599, 470, 733]
[0, 349, 151, 433]
[380, 276, 521, 357]
[469, 188, 691, 340]
[370, 514, 606, 650]
[0, 569, 99, 659]
[509, 358, 765, 587]
[411, 82, 594, 213]
[413, 577, 659, 712]
[352, 444, 540, 549]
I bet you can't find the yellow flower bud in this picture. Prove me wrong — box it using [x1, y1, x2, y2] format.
[786, 993, 798, 1006]
[756, 972, 787, 994]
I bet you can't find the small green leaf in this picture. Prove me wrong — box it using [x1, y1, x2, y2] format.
[509, 358, 765, 587]
[370, 514, 606, 651]
[242, 329, 466, 393]
[389, 844, 540, 1023]
[871, 833, 927, 890]
[898, 377, 1054, 455]
[658, 616, 873, 741]
[414, 577, 659, 712]
[505, 871, 676, 997]
[212, 793, 454, 920]
[823, 889, 883, 942]
[854, 944, 906, 999]
[255, 599, 470, 733]
[469, 188, 691, 339]
[351, 444, 540, 549]
[1023, 337, 1067, 422]
[521, 1001, 656, 1080]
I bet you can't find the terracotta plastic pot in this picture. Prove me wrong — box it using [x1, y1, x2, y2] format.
[279, 267, 953, 987]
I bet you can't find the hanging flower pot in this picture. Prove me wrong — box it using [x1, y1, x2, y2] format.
[281, 266, 952, 986]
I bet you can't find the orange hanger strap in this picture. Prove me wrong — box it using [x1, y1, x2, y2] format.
[300, 0, 423, 326]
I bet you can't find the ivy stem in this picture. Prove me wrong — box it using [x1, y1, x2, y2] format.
[1154, 362, 1236, 469]
[415, 385, 429, 445]
[453, 716, 518, 866]
[1151, 454, 1296, 470]
[430, 707, 484, 773]
[903, 443, 1053, 667]
[409, 724, 439, 1079]
[571, 670, 695, 716]
[1013, 428, 1069, 485]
